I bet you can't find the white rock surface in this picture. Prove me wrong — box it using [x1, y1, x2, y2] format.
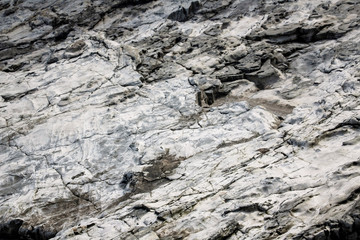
[0, 0, 360, 239]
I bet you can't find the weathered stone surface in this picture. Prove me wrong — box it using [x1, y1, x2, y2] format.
[0, 0, 360, 239]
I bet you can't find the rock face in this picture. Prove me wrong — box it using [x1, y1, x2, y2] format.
[0, 0, 360, 239]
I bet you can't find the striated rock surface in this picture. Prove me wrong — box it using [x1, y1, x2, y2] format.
[0, 0, 360, 239]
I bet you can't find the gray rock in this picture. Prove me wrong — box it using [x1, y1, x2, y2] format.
[1, 0, 360, 239]
[168, 1, 201, 22]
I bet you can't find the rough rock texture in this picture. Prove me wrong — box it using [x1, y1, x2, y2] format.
[0, 0, 360, 239]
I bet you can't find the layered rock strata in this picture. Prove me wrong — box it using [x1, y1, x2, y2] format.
[0, 0, 360, 239]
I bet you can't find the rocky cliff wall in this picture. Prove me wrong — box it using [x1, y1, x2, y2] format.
[0, 0, 360, 239]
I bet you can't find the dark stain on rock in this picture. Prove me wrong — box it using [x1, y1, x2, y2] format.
[106, 151, 184, 212]
[133, 150, 184, 193]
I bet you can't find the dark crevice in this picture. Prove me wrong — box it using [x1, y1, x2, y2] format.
[111, 0, 155, 9]
[1, 88, 38, 102]
[311, 118, 360, 146]
[338, 187, 360, 205]
[223, 203, 267, 216]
